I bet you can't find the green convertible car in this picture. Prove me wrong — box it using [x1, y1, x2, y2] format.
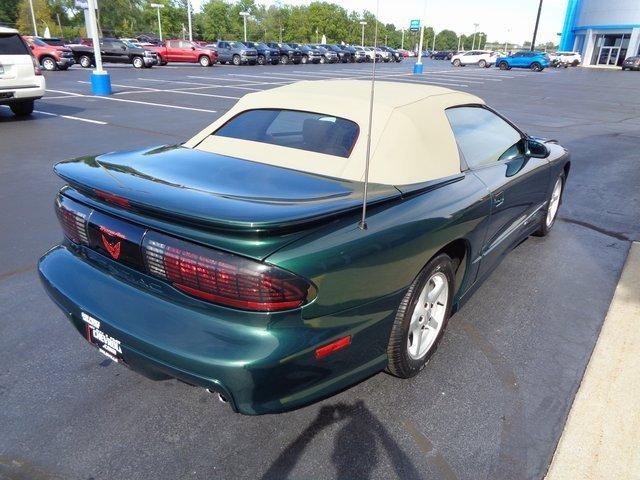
[39, 81, 570, 414]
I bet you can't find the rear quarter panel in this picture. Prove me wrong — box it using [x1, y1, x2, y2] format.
[268, 173, 492, 319]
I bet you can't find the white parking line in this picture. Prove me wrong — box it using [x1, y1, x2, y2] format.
[78, 80, 241, 99]
[0, 105, 106, 124]
[42, 88, 218, 113]
[136, 78, 268, 92]
[186, 75, 292, 86]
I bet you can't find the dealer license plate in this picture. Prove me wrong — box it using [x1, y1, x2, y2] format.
[81, 312, 123, 363]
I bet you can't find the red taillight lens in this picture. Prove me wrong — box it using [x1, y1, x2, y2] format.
[142, 231, 315, 312]
[55, 195, 90, 244]
[31, 54, 42, 76]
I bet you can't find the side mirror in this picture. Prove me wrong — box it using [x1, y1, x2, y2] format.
[191, 46, 196, 50]
[526, 138, 550, 159]
[30, 44, 35, 50]
[121, 45, 126, 50]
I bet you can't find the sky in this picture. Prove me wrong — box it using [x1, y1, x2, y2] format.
[190, 0, 569, 45]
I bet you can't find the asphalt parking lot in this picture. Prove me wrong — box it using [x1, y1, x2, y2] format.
[1, 58, 639, 480]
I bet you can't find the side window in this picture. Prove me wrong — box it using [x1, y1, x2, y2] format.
[445, 107, 522, 169]
[167, 40, 178, 48]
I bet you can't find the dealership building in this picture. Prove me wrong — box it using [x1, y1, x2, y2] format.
[559, 0, 640, 66]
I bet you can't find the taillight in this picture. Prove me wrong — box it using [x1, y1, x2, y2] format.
[142, 231, 315, 312]
[55, 195, 90, 244]
[31, 54, 42, 76]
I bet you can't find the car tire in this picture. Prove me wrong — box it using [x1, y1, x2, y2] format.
[301, 55, 308, 64]
[280, 55, 289, 65]
[41, 56, 57, 71]
[498, 61, 510, 70]
[257, 54, 265, 65]
[478, 59, 487, 68]
[534, 174, 564, 237]
[319, 56, 326, 64]
[196, 55, 210, 67]
[572, 60, 579, 67]
[132, 56, 144, 68]
[79, 55, 92, 68]
[10, 100, 34, 117]
[232, 55, 241, 66]
[530, 62, 542, 72]
[386, 253, 455, 379]
[453, 59, 461, 67]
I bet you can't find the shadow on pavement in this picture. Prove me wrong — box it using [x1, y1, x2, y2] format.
[261, 400, 421, 480]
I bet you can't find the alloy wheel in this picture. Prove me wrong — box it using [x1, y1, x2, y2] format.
[546, 178, 562, 228]
[407, 272, 449, 360]
[42, 57, 56, 71]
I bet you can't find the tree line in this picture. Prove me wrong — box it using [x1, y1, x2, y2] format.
[1, 0, 497, 51]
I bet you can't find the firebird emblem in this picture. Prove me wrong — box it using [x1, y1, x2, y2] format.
[101, 234, 121, 260]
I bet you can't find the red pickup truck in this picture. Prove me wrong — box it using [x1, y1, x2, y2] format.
[147, 40, 218, 67]
[23, 36, 75, 71]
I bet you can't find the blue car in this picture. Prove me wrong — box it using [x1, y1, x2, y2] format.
[496, 51, 550, 71]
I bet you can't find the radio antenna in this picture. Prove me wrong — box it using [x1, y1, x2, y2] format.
[358, 0, 380, 230]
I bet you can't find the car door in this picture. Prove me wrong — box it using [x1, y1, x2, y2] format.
[180, 40, 197, 62]
[99, 41, 117, 63]
[445, 106, 550, 279]
[217, 42, 230, 63]
[463, 51, 478, 64]
[110, 40, 129, 63]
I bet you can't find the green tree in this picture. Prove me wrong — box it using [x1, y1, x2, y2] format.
[17, 0, 54, 35]
[0, 0, 19, 27]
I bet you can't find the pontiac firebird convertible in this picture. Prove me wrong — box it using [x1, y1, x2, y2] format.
[39, 81, 570, 414]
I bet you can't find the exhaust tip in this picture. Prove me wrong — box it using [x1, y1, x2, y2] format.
[206, 388, 229, 404]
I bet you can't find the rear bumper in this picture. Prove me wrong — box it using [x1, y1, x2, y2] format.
[38, 244, 396, 414]
[0, 77, 45, 104]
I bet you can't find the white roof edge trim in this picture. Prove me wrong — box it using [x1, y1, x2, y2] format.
[185, 80, 485, 185]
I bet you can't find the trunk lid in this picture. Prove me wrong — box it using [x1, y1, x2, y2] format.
[54, 145, 401, 233]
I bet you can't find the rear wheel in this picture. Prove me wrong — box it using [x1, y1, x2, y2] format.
[319, 56, 326, 64]
[257, 54, 265, 65]
[132, 56, 144, 68]
[572, 59, 579, 67]
[498, 61, 510, 70]
[41, 56, 57, 71]
[453, 58, 461, 67]
[79, 55, 92, 68]
[530, 62, 542, 72]
[280, 54, 289, 65]
[200, 55, 212, 67]
[301, 55, 309, 64]
[534, 174, 564, 236]
[478, 59, 487, 68]
[232, 55, 241, 66]
[10, 100, 34, 117]
[386, 254, 454, 378]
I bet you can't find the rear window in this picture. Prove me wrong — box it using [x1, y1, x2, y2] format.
[214, 109, 359, 158]
[0, 34, 29, 55]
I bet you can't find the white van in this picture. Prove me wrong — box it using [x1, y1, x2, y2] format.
[0, 27, 46, 117]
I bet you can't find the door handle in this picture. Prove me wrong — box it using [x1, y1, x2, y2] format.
[493, 191, 505, 207]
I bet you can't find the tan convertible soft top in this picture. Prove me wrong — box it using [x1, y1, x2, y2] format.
[184, 80, 484, 185]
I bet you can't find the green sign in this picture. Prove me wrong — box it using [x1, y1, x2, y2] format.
[409, 19, 420, 32]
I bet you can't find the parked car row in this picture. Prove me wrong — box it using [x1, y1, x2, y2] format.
[28, 36, 403, 69]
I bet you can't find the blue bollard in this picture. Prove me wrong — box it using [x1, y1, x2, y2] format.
[413, 62, 424, 74]
[90, 71, 112, 96]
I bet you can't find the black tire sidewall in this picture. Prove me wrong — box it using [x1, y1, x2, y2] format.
[387, 254, 455, 378]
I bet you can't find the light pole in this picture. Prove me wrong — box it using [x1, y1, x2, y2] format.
[28, 0, 38, 36]
[240, 11, 250, 43]
[531, 0, 543, 50]
[457, 36, 461, 52]
[279, 26, 284, 43]
[472, 23, 479, 49]
[401, 29, 405, 49]
[413, 0, 428, 74]
[150, 3, 165, 42]
[359, 21, 367, 46]
[504, 28, 511, 53]
[478, 33, 484, 49]
[187, 0, 193, 41]
[86, 0, 110, 95]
